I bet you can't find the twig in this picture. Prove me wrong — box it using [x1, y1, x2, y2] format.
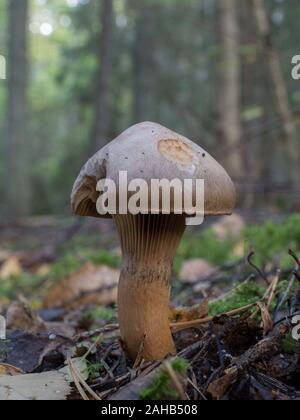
[247, 252, 269, 284]
[171, 303, 256, 332]
[289, 249, 300, 269]
[267, 269, 280, 310]
[81, 334, 103, 360]
[67, 358, 89, 401]
[68, 358, 101, 401]
[164, 361, 188, 400]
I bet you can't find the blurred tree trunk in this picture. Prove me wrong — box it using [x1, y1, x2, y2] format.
[90, 0, 114, 153]
[6, 0, 29, 220]
[252, 0, 299, 187]
[133, 6, 154, 122]
[216, 0, 245, 181]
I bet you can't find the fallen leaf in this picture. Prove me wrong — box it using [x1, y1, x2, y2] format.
[43, 262, 120, 309]
[0, 257, 22, 280]
[0, 250, 11, 263]
[0, 371, 71, 400]
[170, 300, 209, 323]
[208, 367, 238, 400]
[33, 264, 51, 276]
[0, 364, 23, 376]
[179, 259, 216, 284]
[233, 241, 245, 258]
[212, 213, 245, 241]
[6, 301, 47, 334]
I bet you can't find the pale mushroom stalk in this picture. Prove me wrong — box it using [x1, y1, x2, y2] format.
[114, 214, 186, 361]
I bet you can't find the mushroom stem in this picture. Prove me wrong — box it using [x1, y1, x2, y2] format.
[114, 214, 186, 361]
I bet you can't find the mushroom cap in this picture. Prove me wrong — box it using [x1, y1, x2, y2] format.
[71, 122, 236, 218]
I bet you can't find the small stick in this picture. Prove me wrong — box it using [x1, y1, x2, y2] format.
[289, 249, 300, 269]
[267, 269, 281, 310]
[68, 358, 101, 401]
[171, 303, 256, 332]
[81, 334, 103, 360]
[67, 358, 89, 401]
[164, 360, 188, 400]
[247, 252, 269, 284]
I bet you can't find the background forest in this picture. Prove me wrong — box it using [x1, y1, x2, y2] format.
[1, 0, 300, 401]
[1, 0, 300, 220]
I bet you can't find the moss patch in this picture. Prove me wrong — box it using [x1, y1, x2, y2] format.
[140, 358, 188, 400]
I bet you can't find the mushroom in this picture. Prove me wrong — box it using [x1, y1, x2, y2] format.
[71, 122, 236, 361]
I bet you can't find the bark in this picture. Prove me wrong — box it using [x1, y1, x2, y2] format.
[216, 0, 244, 181]
[90, 0, 114, 153]
[252, 0, 299, 186]
[6, 0, 29, 220]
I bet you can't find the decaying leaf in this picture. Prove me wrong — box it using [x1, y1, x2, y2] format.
[0, 358, 87, 401]
[43, 262, 120, 309]
[208, 367, 238, 400]
[212, 213, 245, 241]
[0, 371, 71, 400]
[6, 301, 47, 334]
[0, 257, 22, 280]
[179, 259, 216, 284]
[170, 300, 209, 323]
[0, 364, 23, 376]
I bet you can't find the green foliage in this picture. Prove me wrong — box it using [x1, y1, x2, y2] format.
[84, 306, 116, 324]
[140, 358, 188, 400]
[209, 281, 265, 317]
[174, 229, 237, 274]
[281, 334, 300, 354]
[244, 215, 300, 268]
[86, 361, 104, 380]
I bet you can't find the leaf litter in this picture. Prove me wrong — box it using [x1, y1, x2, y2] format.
[1, 219, 300, 400]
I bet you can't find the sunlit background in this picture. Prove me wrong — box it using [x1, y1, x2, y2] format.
[0, 0, 300, 219]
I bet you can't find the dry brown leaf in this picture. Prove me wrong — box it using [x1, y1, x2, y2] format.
[208, 367, 238, 400]
[0, 257, 22, 280]
[43, 262, 119, 309]
[257, 302, 274, 336]
[233, 241, 245, 258]
[6, 301, 47, 334]
[0, 364, 23, 377]
[0, 250, 11, 263]
[33, 264, 51, 276]
[212, 213, 245, 241]
[0, 366, 78, 400]
[179, 259, 216, 284]
[170, 300, 208, 323]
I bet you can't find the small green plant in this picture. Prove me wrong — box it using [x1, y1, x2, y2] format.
[86, 361, 103, 380]
[140, 358, 188, 400]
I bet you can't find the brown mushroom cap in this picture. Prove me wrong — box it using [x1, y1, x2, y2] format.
[71, 122, 236, 218]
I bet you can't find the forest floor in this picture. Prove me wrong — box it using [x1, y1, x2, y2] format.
[0, 213, 300, 400]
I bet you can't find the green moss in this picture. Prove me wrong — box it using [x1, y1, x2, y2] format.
[281, 334, 300, 354]
[174, 229, 237, 275]
[244, 215, 300, 268]
[84, 306, 116, 323]
[140, 358, 188, 400]
[83, 249, 121, 268]
[209, 281, 265, 317]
